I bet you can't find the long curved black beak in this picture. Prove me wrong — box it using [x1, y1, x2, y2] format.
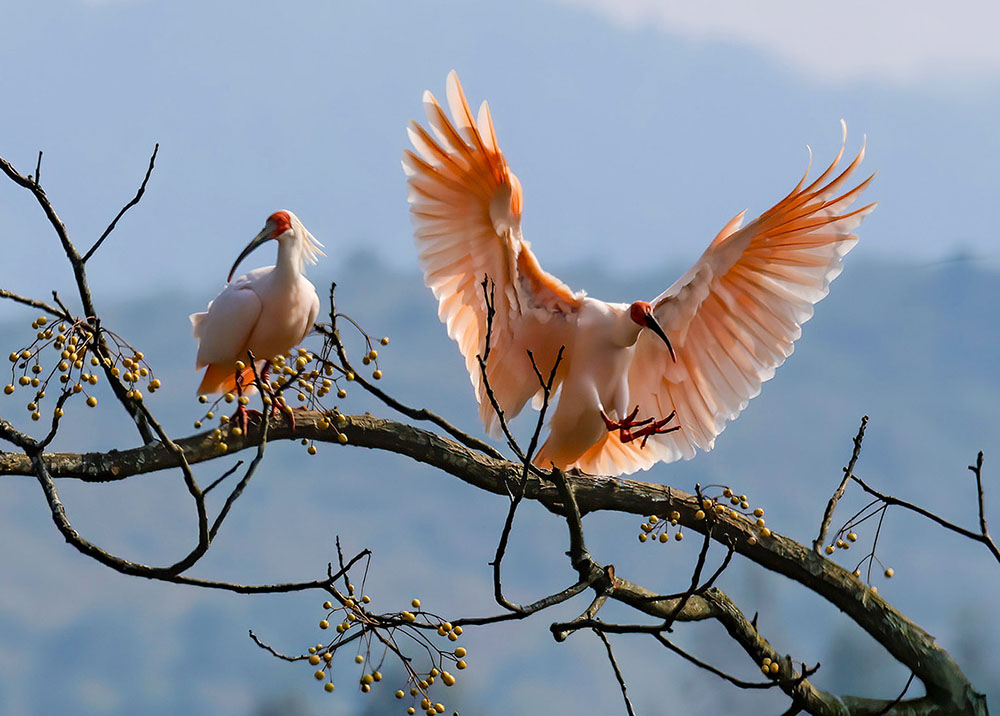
[645, 314, 676, 362]
[228, 227, 272, 283]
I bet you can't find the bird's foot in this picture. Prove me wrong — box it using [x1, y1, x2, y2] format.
[264, 400, 297, 431]
[230, 404, 263, 435]
[601, 407, 678, 448]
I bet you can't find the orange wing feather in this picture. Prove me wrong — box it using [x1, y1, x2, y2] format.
[404, 71, 584, 433]
[573, 123, 875, 474]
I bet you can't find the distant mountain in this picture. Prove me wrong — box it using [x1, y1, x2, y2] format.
[0, 255, 997, 715]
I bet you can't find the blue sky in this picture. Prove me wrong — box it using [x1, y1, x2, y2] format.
[2, 0, 999, 320]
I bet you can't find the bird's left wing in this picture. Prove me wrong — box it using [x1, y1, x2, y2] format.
[578, 126, 875, 474]
[404, 71, 584, 433]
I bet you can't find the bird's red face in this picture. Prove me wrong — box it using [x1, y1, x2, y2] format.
[629, 300, 653, 326]
[629, 300, 676, 361]
[267, 210, 292, 239]
[228, 210, 294, 282]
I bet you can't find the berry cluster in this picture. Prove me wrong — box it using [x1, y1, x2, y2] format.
[306, 592, 467, 715]
[192, 332, 389, 455]
[637, 486, 770, 546]
[4, 316, 159, 422]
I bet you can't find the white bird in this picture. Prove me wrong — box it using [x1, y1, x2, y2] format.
[404, 71, 875, 476]
[190, 210, 324, 398]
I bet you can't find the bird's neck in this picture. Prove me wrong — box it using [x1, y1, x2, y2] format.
[273, 239, 304, 283]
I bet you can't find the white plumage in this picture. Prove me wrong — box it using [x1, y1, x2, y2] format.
[191, 210, 323, 395]
[405, 71, 875, 476]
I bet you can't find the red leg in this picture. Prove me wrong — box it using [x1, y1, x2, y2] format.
[601, 406, 678, 447]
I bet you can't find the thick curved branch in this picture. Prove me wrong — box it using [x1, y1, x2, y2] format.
[0, 411, 986, 714]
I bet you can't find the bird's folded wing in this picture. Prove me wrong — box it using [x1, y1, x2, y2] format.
[192, 285, 262, 369]
[404, 70, 584, 433]
[581, 125, 875, 474]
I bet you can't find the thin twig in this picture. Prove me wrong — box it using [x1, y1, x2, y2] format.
[594, 629, 637, 716]
[321, 283, 504, 460]
[814, 416, 868, 553]
[870, 672, 916, 716]
[83, 143, 159, 262]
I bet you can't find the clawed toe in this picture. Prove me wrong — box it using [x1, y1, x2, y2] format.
[602, 406, 679, 448]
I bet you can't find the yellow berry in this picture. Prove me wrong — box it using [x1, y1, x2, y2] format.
[324, 682, 335, 693]
[323, 600, 332, 609]
[447, 632, 458, 641]
[638, 533, 647, 543]
[3, 384, 12, 395]
[884, 568, 894, 578]
[694, 510, 705, 520]
[380, 337, 389, 345]
[338, 433, 348, 444]
[753, 507, 765, 517]
[372, 370, 382, 380]
[18, 376, 29, 386]
[847, 532, 858, 542]
[319, 620, 329, 629]
[314, 670, 325, 680]
[442, 672, 455, 686]
[345, 372, 355, 381]
[86, 396, 97, 407]
[453, 626, 462, 635]
[761, 527, 772, 538]
[218, 442, 228, 452]
[456, 659, 467, 670]
[408, 710, 416, 716]
[361, 674, 373, 685]
[373, 671, 382, 682]
[355, 655, 364, 664]
[194, 421, 202, 429]
[307, 445, 317, 455]
[198, 395, 208, 403]
[770, 662, 779, 674]
[309, 655, 320, 665]
[337, 389, 347, 399]
[674, 532, 683, 541]
[411, 598, 421, 608]
[658, 533, 669, 543]
[825, 545, 835, 555]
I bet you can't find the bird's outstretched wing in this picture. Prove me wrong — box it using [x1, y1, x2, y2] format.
[576, 125, 875, 475]
[404, 71, 584, 433]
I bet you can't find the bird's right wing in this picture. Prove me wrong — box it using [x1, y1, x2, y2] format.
[404, 71, 585, 433]
[601, 126, 874, 473]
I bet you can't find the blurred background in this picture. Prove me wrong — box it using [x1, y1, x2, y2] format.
[1, 0, 998, 713]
